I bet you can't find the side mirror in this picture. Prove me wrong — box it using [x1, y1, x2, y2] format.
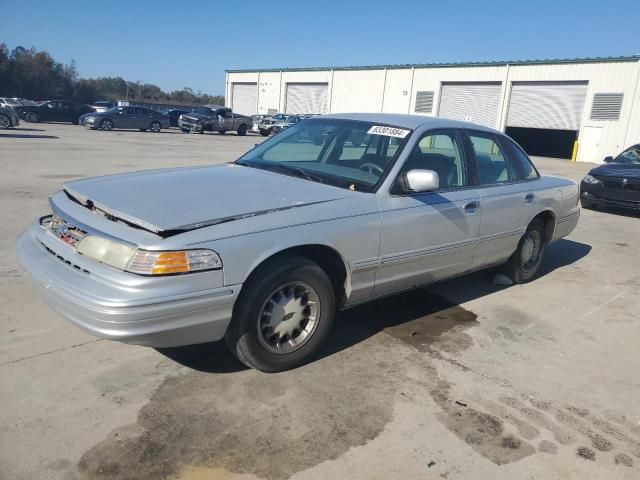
[603, 156, 613, 163]
[406, 169, 439, 192]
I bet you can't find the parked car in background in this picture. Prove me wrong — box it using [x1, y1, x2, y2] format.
[271, 114, 308, 134]
[164, 108, 190, 128]
[82, 106, 169, 132]
[255, 113, 289, 136]
[581, 144, 640, 211]
[0, 107, 20, 129]
[89, 101, 118, 113]
[18, 100, 94, 124]
[16, 113, 579, 372]
[178, 105, 251, 135]
[0, 97, 23, 109]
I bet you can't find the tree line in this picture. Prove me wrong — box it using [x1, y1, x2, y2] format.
[0, 44, 224, 106]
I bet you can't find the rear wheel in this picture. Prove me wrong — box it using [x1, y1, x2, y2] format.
[503, 219, 546, 284]
[26, 112, 39, 123]
[259, 128, 270, 137]
[0, 114, 10, 130]
[150, 121, 161, 133]
[225, 254, 335, 372]
[237, 124, 247, 136]
[100, 119, 113, 131]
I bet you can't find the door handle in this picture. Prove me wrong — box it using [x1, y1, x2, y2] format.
[464, 201, 480, 211]
[525, 193, 535, 203]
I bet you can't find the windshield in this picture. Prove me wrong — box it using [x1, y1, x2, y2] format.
[236, 119, 411, 192]
[615, 146, 640, 165]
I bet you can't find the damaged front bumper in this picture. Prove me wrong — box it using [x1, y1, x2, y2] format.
[178, 118, 203, 133]
[16, 218, 241, 348]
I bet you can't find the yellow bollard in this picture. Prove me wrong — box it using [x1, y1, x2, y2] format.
[571, 140, 579, 162]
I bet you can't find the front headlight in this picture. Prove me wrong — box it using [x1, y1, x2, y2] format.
[76, 236, 222, 275]
[582, 174, 601, 185]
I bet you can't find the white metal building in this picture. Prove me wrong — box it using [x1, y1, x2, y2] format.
[226, 56, 640, 162]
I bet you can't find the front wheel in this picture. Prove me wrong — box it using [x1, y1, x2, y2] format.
[503, 219, 546, 284]
[237, 124, 247, 136]
[0, 114, 10, 130]
[100, 119, 113, 131]
[26, 112, 40, 123]
[225, 255, 335, 372]
[150, 121, 161, 133]
[580, 198, 596, 210]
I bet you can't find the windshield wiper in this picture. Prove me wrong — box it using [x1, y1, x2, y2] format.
[268, 163, 325, 183]
[236, 160, 324, 183]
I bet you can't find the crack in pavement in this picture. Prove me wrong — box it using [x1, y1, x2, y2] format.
[2, 338, 103, 366]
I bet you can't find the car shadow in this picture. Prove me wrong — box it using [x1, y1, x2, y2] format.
[157, 238, 591, 373]
[589, 206, 640, 219]
[10, 127, 45, 132]
[0, 133, 58, 139]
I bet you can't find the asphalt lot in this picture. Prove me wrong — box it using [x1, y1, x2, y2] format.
[1, 122, 639, 480]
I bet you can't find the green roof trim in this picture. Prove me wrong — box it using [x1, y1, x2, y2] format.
[226, 56, 639, 73]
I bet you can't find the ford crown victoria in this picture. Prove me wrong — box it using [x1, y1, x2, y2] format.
[16, 114, 580, 372]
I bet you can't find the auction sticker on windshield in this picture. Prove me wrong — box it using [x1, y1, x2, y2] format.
[367, 125, 410, 138]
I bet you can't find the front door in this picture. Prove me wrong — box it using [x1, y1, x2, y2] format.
[115, 107, 136, 129]
[374, 129, 481, 296]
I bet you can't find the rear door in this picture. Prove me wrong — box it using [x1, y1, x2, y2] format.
[374, 129, 481, 295]
[464, 130, 540, 268]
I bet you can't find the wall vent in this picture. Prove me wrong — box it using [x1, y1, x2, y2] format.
[415, 91, 434, 113]
[590, 93, 623, 120]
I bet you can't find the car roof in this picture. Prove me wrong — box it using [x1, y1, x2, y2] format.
[319, 112, 500, 133]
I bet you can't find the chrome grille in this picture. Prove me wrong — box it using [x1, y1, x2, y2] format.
[42, 214, 87, 248]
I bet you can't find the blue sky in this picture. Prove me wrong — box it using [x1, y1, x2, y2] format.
[2, 0, 638, 95]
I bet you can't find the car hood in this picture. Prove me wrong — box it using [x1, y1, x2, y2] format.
[63, 164, 349, 234]
[589, 163, 640, 179]
[181, 112, 209, 121]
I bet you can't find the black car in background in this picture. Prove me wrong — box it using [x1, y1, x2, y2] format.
[81, 106, 170, 132]
[164, 108, 190, 127]
[581, 144, 640, 211]
[18, 100, 94, 124]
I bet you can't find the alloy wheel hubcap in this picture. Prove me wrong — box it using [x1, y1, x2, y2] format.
[0, 115, 9, 128]
[257, 282, 320, 354]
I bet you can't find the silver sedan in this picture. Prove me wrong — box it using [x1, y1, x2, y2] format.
[17, 113, 579, 371]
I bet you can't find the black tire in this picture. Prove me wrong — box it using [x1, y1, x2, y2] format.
[0, 113, 10, 130]
[100, 119, 113, 131]
[26, 112, 40, 123]
[225, 254, 335, 372]
[139, 128, 147, 132]
[150, 121, 161, 133]
[72, 119, 79, 125]
[181, 128, 189, 133]
[259, 128, 270, 137]
[218, 130, 226, 135]
[580, 198, 596, 210]
[237, 124, 247, 136]
[503, 219, 546, 284]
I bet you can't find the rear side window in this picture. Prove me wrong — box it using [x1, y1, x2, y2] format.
[468, 131, 512, 185]
[499, 136, 539, 180]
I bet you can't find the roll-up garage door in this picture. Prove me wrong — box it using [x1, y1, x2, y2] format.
[506, 82, 588, 130]
[285, 83, 329, 114]
[232, 83, 257, 115]
[438, 82, 502, 128]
